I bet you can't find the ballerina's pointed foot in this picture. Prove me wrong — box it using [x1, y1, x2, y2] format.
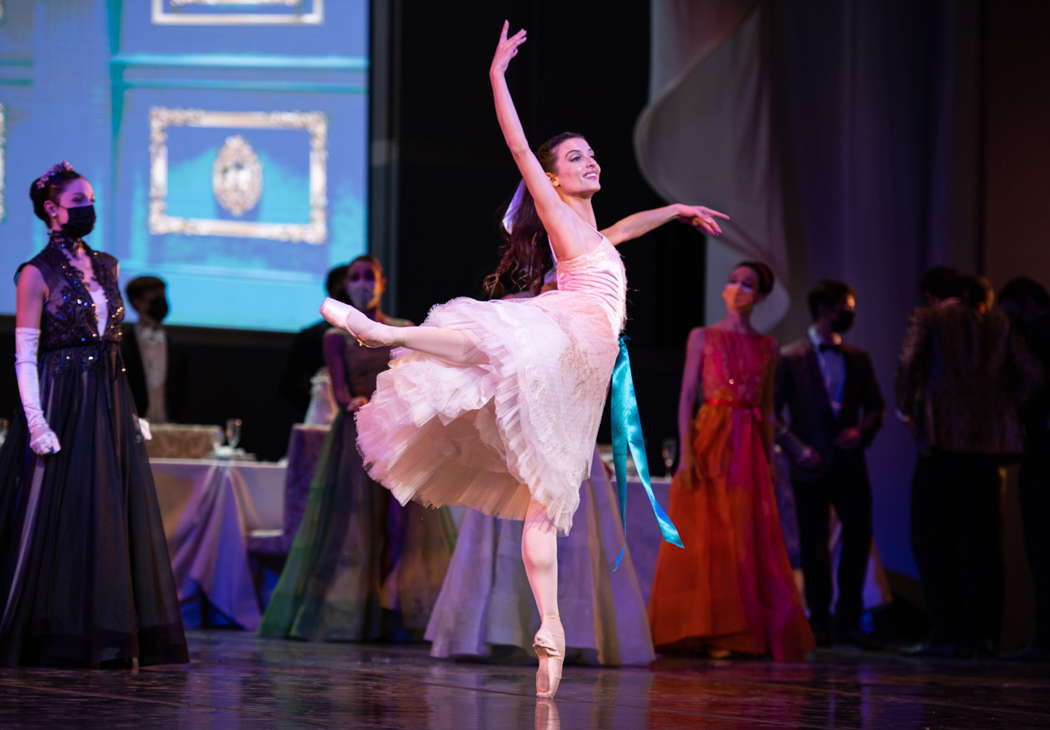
[533, 616, 565, 699]
[320, 297, 390, 347]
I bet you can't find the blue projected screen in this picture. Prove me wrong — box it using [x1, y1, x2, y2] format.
[0, 0, 368, 333]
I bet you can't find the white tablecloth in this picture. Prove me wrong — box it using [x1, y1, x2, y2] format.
[151, 458, 285, 630]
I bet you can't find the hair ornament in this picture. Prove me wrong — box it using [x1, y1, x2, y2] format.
[501, 180, 527, 234]
[34, 161, 76, 190]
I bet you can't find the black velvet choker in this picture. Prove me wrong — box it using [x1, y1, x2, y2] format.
[48, 231, 84, 253]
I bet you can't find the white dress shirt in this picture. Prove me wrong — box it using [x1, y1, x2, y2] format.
[135, 323, 168, 423]
[808, 326, 846, 418]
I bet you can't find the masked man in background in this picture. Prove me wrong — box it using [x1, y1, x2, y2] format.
[122, 275, 187, 424]
[775, 280, 885, 648]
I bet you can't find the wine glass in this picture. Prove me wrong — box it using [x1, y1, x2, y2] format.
[210, 426, 224, 455]
[661, 437, 677, 476]
[225, 418, 243, 451]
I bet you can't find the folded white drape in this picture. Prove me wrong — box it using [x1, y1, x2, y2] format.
[634, 1, 789, 329]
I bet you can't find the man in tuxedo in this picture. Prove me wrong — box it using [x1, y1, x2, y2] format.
[121, 275, 187, 423]
[776, 280, 885, 647]
[278, 265, 349, 422]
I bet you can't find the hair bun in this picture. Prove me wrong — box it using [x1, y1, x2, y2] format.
[736, 260, 775, 296]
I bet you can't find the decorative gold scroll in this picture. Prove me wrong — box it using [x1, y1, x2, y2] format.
[152, 0, 323, 25]
[149, 107, 328, 243]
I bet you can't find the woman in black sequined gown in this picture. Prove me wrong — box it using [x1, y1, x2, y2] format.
[0, 162, 187, 667]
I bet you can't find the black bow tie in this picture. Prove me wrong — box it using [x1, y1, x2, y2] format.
[818, 342, 841, 353]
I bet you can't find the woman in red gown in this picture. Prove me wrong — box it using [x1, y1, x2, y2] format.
[648, 261, 813, 660]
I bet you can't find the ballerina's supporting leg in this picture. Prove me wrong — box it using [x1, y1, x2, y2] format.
[321, 297, 486, 364]
[522, 498, 565, 699]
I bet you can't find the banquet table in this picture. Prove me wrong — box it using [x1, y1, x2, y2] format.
[149, 441, 887, 634]
[151, 458, 285, 630]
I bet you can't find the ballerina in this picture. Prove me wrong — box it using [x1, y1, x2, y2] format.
[322, 21, 727, 698]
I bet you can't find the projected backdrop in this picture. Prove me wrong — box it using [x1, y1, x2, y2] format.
[0, 0, 367, 332]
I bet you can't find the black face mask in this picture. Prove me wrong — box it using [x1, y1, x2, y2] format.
[830, 309, 856, 334]
[146, 296, 170, 323]
[60, 204, 96, 239]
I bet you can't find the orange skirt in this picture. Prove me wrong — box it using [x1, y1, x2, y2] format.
[648, 404, 814, 660]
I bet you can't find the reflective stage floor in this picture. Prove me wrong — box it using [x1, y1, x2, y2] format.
[1, 630, 1049, 728]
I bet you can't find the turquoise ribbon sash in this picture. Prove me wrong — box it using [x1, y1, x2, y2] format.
[610, 336, 683, 571]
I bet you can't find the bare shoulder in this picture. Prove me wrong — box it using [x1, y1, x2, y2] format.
[548, 214, 605, 261]
[685, 326, 706, 352]
[16, 263, 45, 289]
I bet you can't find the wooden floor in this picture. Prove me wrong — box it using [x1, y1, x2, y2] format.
[1, 630, 1049, 728]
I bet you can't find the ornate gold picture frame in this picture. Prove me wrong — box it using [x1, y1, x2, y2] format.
[152, 0, 324, 26]
[149, 107, 328, 243]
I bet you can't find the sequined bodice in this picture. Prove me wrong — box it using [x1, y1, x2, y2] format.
[701, 328, 777, 409]
[20, 235, 125, 352]
[554, 237, 627, 334]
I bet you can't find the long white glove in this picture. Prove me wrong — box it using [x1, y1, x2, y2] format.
[15, 327, 61, 455]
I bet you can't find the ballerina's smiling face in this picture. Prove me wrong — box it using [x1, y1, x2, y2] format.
[547, 137, 601, 197]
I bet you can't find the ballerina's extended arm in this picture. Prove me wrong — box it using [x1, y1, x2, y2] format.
[601, 204, 731, 246]
[490, 21, 596, 261]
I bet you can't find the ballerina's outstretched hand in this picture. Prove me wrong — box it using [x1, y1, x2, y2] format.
[675, 204, 731, 236]
[490, 20, 527, 77]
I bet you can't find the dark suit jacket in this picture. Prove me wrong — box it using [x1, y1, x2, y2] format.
[896, 303, 1043, 455]
[120, 323, 188, 423]
[775, 337, 885, 482]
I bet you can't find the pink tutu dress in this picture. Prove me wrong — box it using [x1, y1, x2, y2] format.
[356, 235, 626, 534]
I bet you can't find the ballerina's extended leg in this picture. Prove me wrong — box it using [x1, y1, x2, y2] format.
[522, 498, 564, 699]
[321, 297, 486, 364]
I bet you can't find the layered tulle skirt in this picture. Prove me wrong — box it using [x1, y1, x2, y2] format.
[357, 291, 619, 534]
[259, 410, 456, 641]
[0, 343, 187, 667]
[425, 451, 654, 665]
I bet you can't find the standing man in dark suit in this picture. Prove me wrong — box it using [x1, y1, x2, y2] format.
[897, 271, 1042, 657]
[122, 275, 187, 423]
[776, 280, 885, 647]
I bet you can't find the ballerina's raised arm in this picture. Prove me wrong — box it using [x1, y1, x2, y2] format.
[489, 21, 602, 261]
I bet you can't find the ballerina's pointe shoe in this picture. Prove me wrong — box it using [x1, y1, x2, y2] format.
[533, 616, 565, 699]
[319, 297, 389, 347]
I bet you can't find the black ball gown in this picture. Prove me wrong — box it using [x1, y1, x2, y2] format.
[0, 232, 188, 667]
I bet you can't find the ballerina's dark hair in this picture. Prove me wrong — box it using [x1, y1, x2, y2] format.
[29, 161, 83, 224]
[735, 260, 775, 297]
[483, 131, 585, 297]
